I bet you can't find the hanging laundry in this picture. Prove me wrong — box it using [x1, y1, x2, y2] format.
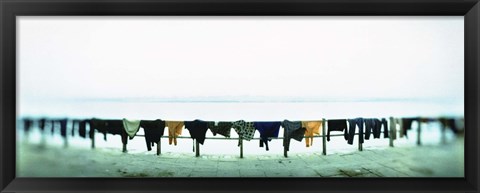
[401, 118, 417, 138]
[165, 121, 184, 146]
[140, 119, 166, 151]
[301, 121, 322, 147]
[232, 120, 256, 140]
[51, 119, 57, 136]
[90, 119, 108, 140]
[253, 121, 281, 151]
[59, 119, 68, 138]
[22, 118, 33, 133]
[78, 120, 88, 138]
[38, 118, 46, 132]
[373, 118, 382, 139]
[439, 117, 461, 134]
[326, 119, 347, 141]
[107, 120, 128, 145]
[346, 118, 363, 145]
[281, 120, 305, 151]
[207, 121, 232, 138]
[382, 118, 389, 138]
[90, 119, 128, 144]
[184, 120, 209, 145]
[364, 118, 376, 140]
[71, 120, 78, 137]
[123, 119, 141, 139]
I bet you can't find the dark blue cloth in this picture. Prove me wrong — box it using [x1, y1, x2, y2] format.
[71, 120, 78, 137]
[59, 119, 68, 138]
[253, 122, 281, 151]
[184, 120, 209, 145]
[382, 118, 389, 138]
[38, 118, 46, 132]
[23, 118, 33, 133]
[347, 118, 363, 145]
[78, 120, 88, 138]
[364, 118, 375, 140]
[373, 118, 382, 139]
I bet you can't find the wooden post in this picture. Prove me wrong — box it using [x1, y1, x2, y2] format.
[417, 121, 422, 146]
[240, 137, 244, 159]
[389, 117, 394, 147]
[156, 139, 161, 155]
[91, 130, 95, 149]
[195, 140, 200, 157]
[399, 119, 403, 138]
[358, 133, 363, 151]
[322, 118, 327, 155]
[63, 120, 69, 148]
[441, 121, 447, 144]
[123, 144, 127, 153]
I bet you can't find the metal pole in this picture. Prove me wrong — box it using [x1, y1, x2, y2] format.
[322, 118, 327, 155]
[195, 140, 200, 157]
[417, 121, 422, 146]
[122, 143, 127, 153]
[240, 137, 244, 158]
[91, 130, 95, 149]
[63, 120, 69, 148]
[157, 138, 161, 155]
[389, 117, 394, 147]
[441, 120, 447, 144]
[358, 133, 363, 151]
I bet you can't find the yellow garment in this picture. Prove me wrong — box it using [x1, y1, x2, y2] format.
[302, 121, 322, 147]
[166, 121, 184, 145]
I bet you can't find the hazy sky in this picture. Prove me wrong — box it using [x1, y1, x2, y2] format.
[18, 16, 464, 103]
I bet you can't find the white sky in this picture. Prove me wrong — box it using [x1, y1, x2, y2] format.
[17, 16, 464, 103]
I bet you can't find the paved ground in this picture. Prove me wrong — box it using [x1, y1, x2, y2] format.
[17, 136, 463, 177]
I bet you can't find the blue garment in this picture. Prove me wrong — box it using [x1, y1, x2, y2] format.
[78, 120, 88, 138]
[253, 122, 281, 151]
[184, 120, 209, 145]
[23, 118, 33, 133]
[347, 118, 364, 145]
[373, 118, 382, 139]
[38, 118, 46, 132]
[59, 119, 68, 138]
[364, 118, 375, 140]
[382, 118, 389, 138]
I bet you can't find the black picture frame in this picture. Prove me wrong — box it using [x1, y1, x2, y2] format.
[1, 0, 478, 192]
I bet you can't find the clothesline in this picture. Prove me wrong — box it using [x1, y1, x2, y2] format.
[20, 116, 464, 158]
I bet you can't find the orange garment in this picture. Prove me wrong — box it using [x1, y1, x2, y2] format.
[166, 121, 184, 145]
[302, 121, 322, 147]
